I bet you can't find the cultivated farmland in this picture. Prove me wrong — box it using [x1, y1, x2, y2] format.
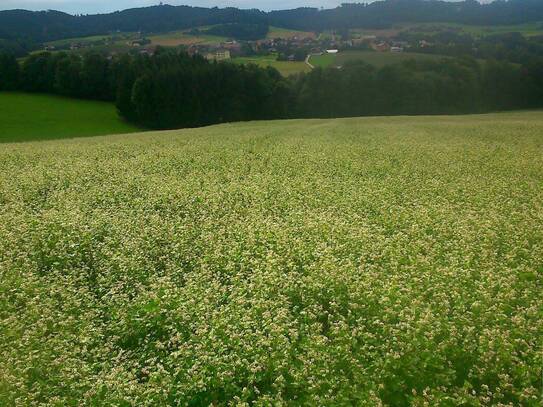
[0, 112, 542, 405]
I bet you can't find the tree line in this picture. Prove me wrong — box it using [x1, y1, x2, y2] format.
[1, 49, 542, 129]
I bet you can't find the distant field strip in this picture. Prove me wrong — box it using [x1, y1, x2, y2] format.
[267, 26, 316, 39]
[0, 111, 541, 405]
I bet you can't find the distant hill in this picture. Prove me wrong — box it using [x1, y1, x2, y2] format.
[0, 6, 266, 42]
[1, 0, 543, 43]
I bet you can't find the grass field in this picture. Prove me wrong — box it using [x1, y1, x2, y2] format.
[45, 34, 114, 47]
[310, 50, 449, 68]
[231, 54, 311, 76]
[148, 31, 227, 46]
[0, 92, 139, 142]
[267, 26, 316, 39]
[0, 111, 541, 405]
[309, 52, 335, 68]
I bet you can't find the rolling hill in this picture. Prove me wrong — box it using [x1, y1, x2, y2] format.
[0, 111, 541, 405]
[1, 0, 543, 43]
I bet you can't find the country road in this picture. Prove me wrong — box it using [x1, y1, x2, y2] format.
[305, 54, 314, 69]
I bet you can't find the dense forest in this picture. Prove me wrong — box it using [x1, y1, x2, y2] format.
[1, 48, 541, 129]
[269, 0, 543, 31]
[1, 0, 543, 47]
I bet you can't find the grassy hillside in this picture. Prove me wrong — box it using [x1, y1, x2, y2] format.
[45, 34, 113, 47]
[0, 112, 542, 405]
[267, 26, 316, 39]
[148, 30, 227, 46]
[310, 50, 448, 68]
[0, 92, 139, 142]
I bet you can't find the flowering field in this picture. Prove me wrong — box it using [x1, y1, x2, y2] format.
[0, 112, 542, 405]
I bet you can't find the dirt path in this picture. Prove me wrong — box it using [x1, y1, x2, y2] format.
[305, 54, 314, 69]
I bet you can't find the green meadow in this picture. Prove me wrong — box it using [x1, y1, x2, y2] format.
[0, 92, 139, 142]
[0, 111, 541, 405]
[148, 30, 228, 47]
[45, 34, 114, 47]
[267, 26, 315, 39]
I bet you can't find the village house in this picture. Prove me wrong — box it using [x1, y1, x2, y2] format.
[221, 41, 242, 53]
[372, 42, 390, 52]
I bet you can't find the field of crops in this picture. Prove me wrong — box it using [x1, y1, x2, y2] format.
[310, 50, 448, 69]
[0, 92, 139, 143]
[0, 111, 542, 405]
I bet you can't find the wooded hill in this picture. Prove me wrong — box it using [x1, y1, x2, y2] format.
[1, 0, 543, 43]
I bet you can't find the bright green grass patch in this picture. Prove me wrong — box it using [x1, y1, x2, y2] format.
[0, 92, 139, 143]
[311, 50, 449, 68]
[45, 34, 114, 47]
[309, 52, 335, 67]
[231, 54, 311, 76]
[0, 111, 541, 405]
[267, 26, 315, 39]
